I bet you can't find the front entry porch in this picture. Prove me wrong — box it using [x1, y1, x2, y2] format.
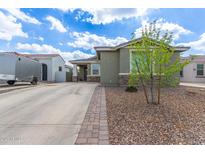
[72, 63, 100, 82]
[78, 65, 88, 81]
[70, 56, 101, 82]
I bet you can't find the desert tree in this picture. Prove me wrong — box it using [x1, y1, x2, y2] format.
[129, 21, 189, 104]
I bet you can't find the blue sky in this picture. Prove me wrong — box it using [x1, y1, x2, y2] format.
[0, 8, 205, 64]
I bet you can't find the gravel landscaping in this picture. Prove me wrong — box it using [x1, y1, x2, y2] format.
[105, 86, 205, 144]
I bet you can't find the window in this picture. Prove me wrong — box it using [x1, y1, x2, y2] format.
[59, 66, 62, 72]
[91, 64, 100, 75]
[180, 69, 183, 77]
[197, 64, 204, 76]
[130, 51, 156, 73]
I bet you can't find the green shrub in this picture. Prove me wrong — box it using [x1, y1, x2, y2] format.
[161, 75, 180, 87]
[128, 72, 139, 88]
[125, 86, 138, 92]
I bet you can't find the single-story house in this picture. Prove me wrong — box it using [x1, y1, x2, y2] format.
[70, 38, 190, 86]
[180, 55, 205, 83]
[22, 54, 72, 82]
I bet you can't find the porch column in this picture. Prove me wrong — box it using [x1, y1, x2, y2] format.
[72, 64, 78, 82]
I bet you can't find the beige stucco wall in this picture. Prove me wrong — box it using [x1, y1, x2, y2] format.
[180, 57, 205, 83]
[52, 56, 66, 82]
[37, 58, 52, 81]
[100, 51, 119, 86]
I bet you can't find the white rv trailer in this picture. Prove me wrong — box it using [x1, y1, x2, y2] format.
[0, 52, 41, 85]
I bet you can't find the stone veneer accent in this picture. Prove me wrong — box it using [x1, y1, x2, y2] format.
[72, 76, 78, 82]
[119, 74, 129, 86]
[87, 76, 100, 82]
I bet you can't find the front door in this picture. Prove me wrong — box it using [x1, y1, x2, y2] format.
[84, 67, 87, 81]
[42, 64, 47, 81]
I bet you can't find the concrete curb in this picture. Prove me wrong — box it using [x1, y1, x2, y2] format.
[0, 86, 32, 94]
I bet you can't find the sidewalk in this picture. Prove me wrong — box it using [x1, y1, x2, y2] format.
[180, 82, 205, 88]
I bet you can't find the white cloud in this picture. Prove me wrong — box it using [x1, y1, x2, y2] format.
[61, 50, 94, 61]
[34, 36, 44, 42]
[135, 18, 192, 41]
[0, 11, 28, 41]
[58, 8, 75, 12]
[59, 42, 63, 46]
[4, 8, 41, 25]
[68, 31, 128, 51]
[73, 8, 152, 25]
[16, 43, 94, 64]
[46, 16, 67, 33]
[38, 36, 44, 41]
[16, 43, 61, 54]
[178, 33, 205, 51]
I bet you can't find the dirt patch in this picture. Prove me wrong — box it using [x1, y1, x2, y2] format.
[105, 86, 205, 144]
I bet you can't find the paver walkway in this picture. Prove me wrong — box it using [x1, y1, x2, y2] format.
[75, 86, 109, 145]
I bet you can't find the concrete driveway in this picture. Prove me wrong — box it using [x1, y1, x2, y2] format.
[0, 82, 98, 144]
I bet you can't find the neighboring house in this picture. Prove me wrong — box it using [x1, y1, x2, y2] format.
[180, 55, 205, 83]
[70, 38, 190, 86]
[22, 54, 72, 82]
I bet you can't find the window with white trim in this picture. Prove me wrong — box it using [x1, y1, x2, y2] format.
[91, 64, 100, 75]
[130, 50, 157, 74]
[130, 50, 137, 72]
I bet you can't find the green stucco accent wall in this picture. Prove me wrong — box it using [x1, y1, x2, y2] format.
[119, 48, 130, 73]
[171, 52, 180, 63]
[172, 52, 181, 77]
[98, 47, 181, 86]
[100, 51, 119, 86]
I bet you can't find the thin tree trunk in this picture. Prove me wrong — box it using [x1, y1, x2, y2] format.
[150, 61, 154, 104]
[135, 60, 149, 104]
[151, 76, 154, 104]
[157, 64, 162, 104]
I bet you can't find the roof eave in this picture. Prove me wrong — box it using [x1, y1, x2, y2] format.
[94, 46, 191, 52]
[69, 60, 99, 64]
[94, 46, 115, 51]
[173, 46, 191, 52]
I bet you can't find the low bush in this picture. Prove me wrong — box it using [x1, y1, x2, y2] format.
[125, 86, 138, 92]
